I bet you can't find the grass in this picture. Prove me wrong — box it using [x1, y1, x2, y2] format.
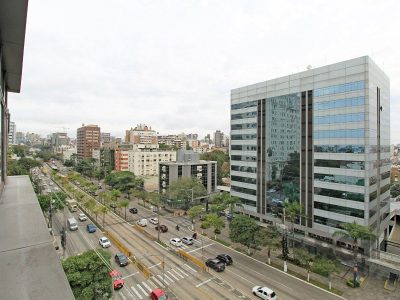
[210, 237, 231, 247]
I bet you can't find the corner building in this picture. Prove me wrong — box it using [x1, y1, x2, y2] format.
[230, 56, 390, 251]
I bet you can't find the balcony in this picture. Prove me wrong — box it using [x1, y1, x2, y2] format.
[0, 176, 74, 299]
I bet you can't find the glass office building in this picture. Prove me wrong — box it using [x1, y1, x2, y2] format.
[230, 56, 390, 248]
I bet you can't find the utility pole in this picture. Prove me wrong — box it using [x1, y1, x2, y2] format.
[49, 193, 53, 232]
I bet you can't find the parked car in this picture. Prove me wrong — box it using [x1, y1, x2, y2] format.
[149, 218, 158, 225]
[252, 286, 277, 300]
[149, 288, 170, 300]
[169, 238, 183, 247]
[155, 225, 168, 232]
[129, 207, 138, 214]
[99, 237, 111, 248]
[205, 258, 225, 272]
[182, 236, 194, 245]
[86, 224, 96, 233]
[137, 219, 148, 227]
[115, 253, 129, 267]
[110, 203, 117, 209]
[216, 254, 233, 265]
[109, 270, 124, 290]
[78, 213, 88, 221]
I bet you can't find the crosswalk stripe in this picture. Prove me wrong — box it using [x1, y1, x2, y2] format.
[167, 270, 179, 281]
[151, 276, 163, 287]
[130, 286, 143, 300]
[193, 239, 202, 244]
[157, 274, 169, 285]
[141, 281, 153, 293]
[137, 284, 147, 296]
[147, 278, 158, 289]
[174, 267, 188, 277]
[119, 291, 127, 300]
[163, 273, 174, 284]
[171, 268, 184, 279]
[183, 263, 197, 273]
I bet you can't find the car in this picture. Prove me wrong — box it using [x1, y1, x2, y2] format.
[169, 238, 183, 247]
[149, 217, 158, 225]
[54, 187, 59, 191]
[86, 223, 96, 233]
[226, 213, 234, 221]
[129, 207, 138, 214]
[109, 270, 124, 290]
[155, 225, 168, 233]
[149, 288, 170, 300]
[216, 254, 233, 265]
[252, 286, 277, 300]
[137, 218, 148, 227]
[182, 236, 194, 245]
[205, 258, 225, 272]
[115, 253, 129, 267]
[78, 213, 88, 221]
[110, 203, 117, 209]
[99, 237, 111, 248]
[49, 182, 53, 186]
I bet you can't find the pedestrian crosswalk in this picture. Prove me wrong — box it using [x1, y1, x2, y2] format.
[124, 264, 196, 299]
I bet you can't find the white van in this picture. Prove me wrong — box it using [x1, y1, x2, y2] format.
[67, 217, 78, 231]
[137, 218, 148, 227]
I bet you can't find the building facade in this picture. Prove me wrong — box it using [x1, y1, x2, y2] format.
[8, 122, 16, 145]
[230, 56, 390, 251]
[128, 148, 176, 176]
[51, 132, 69, 149]
[76, 124, 100, 160]
[126, 124, 157, 145]
[214, 130, 224, 148]
[115, 149, 129, 171]
[101, 132, 111, 145]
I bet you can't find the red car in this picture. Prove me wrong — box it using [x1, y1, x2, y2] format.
[109, 270, 124, 290]
[149, 288, 170, 300]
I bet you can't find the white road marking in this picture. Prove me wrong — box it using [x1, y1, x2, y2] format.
[183, 263, 197, 273]
[147, 278, 158, 289]
[122, 271, 139, 279]
[187, 243, 214, 253]
[174, 267, 188, 277]
[163, 273, 174, 284]
[195, 278, 212, 288]
[130, 286, 143, 299]
[171, 268, 185, 279]
[141, 281, 153, 293]
[167, 270, 179, 281]
[148, 262, 161, 269]
[150, 276, 163, 287]
[157, 274, 169, 286]
[118, 291, 127, 300]
[137, 284, 147, 296]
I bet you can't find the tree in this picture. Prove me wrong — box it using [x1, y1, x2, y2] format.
[187, 205, 204, 230]
[391, 183, 400, 198]
[284, 200, 303, 247]
[99, 205, 110, 227]
[258, 225, 281, 265]
[105, 171, 143, 193]
[229, 215, 259, 254]
[203, 214, 225, 239]
[166, 177, 207, 209]
[111, 189, 121, 202]
[224, 195, 242, 214]
[7, 157, 41, 176]
[201, 150, 230, 185]
[92, 205, 101, 223]
[118, 199, 130, 220]
[131, 188, 147, 207]
[294, 248, 313, 281]
[311, 258, 339, 290]
[62, 249, 111, 299]
[84, 198, 96, 214]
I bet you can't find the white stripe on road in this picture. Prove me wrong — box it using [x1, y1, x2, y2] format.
[151, 276, 163, 287]
[163, 273, 174, 284]
[137, 284, 147, 296]
[175, 267, 188, 277]
[183, 263, 197, 273]
[141, 281, 153, 293]
[195, 278, 212, 288]
[147, 278, 158, 289]
[187, 243, 214, 253]
[148, 262, 161, 269]
[167, 270, 179, 281]
[171, 268, 184, 279]
[130, 286, 143, 299]
[157, 274, 169, 286]
[119, 291, 127, 300]
[122, 271, 139, 279]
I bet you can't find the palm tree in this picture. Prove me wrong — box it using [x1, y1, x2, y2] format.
[92, 205, 101, 223]
[99, 205, 110, 227]
[118, 199, 130, 220]
[111, 189, 121, 202]
[188, 205, 204, 230]
[203, 214, 225, 239]
[224, 195, 243, 214]
[262, 226, 282, 265]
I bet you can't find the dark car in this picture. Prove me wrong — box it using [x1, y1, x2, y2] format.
[110, 203, 117, 209]
[216, 254, 233, 266]
[115, 253, 129, 267]
[226, 213, 234, 221]
[205, 259, 225, 272]
[155, 225, 168, 233]
[86, 223, 96, 233]
[129, 207, 138, 214]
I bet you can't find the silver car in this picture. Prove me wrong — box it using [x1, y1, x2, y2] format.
[182, 236, 194, 245]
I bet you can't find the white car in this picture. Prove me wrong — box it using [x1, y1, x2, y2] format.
[78, 213, 88, 221]
[169, 238, 183, 247]
[137, 219, 148, 227]
[149, 218, 158, 225]
[99, 237, 111, 248]
[252, 286, 277, 300]
[54, 187, 59, 191]
[49, 182, 53, 186]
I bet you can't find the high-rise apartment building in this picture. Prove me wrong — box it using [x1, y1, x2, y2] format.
[101, 132, 111, 145]
[125, 124, 157, 145]
[214, 130, 224, 148]
[230, 56, 390, 252]
[77, 124, 100, 160]
[8, 122, 16, 145]
[51, 132, 69, 148]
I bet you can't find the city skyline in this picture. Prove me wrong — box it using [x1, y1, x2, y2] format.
[8, 0, 400, 142]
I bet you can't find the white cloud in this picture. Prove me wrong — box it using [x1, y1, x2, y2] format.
[9, 0, 400, 142]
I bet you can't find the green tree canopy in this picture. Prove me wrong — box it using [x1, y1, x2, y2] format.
[166, 177, 207, 208]
[7, 157, 41, 176]
[105, 171, 144, 193]
[62, 249, 112, 300]
[229, 215, 259, 253]
[201, 150, 229, 185]
[391, 183, 400, 198]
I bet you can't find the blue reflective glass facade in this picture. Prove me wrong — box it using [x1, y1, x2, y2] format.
[314, 113, 364, 124]
[314, 96, 364, 110]
[314, 81, 364, 97]
[314, 129, 364, 139]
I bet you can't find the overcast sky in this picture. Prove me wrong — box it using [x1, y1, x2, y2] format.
[10, 0, 400, 142]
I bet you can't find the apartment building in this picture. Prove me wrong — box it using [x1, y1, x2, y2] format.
[8, 122, 16, 145]
[231, 56, 390, 252]
[214, 130, 224, 148]
[115, 149, 129, 171]
[77, 124, 101, 160]
[125, 124, 157, 145]
[128, 146, 176, 176]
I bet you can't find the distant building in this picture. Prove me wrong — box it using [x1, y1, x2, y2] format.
[62, 147, 77, 162]
[128, 146, 176, 176]
[15, 132, 25, 144]
[77, 124, 100, 160]
[159, 150, 217, 195]
[51, 132, 69, 150]
[214, 130, 224, 148]
[25, 132, 42, 145]
[158, 135, 183, 149]
[114, 149, 129, 171]
[101, 132, 111, 145]
[92, 149, 101, 167]
[8, 122, 16, 145]
[125, 124, 157, 145]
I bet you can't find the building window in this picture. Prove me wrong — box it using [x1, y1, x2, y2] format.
[314, 144, 364, 154]
[314, 201, 364, 218]
[314, 81, 365, 97]
[314, 159, 364, 170]
[314, 96, 364, 110]
[314, 173, 365, 186]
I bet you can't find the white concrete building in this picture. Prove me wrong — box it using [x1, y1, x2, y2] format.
[128, 149, 176, 176]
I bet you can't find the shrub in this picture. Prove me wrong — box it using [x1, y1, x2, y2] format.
[346, 279, 360, 288]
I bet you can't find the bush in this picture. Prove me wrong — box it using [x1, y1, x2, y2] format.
[346, 279, 360, 288]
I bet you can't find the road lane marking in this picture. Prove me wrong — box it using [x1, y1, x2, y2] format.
[157, 274, 169, 285]
[167, 270, 179, 281]
[122, 271, 139, 279]
[195, 278, 212, 288]
[183, 263, 197, 273]
[174, 267, 188, 277]
[137, 284, 147, 296]
[150, 276, 163, 287]
[163, 273, 174, 284]
[130, 286, 143, 299]
[148, 262, 161, 269]
[118, 291, 127, 300]
[141, 281, 152, 293]
[147, 279, 157, 289]
[171, 268, 184, 279]
[187, 243, 214, 253]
